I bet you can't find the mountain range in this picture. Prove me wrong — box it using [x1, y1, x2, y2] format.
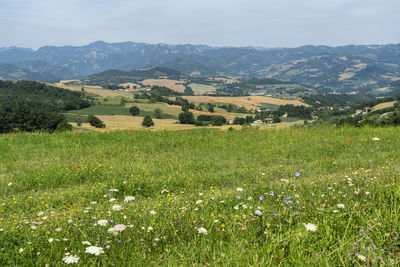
[0, 41, 399, 94]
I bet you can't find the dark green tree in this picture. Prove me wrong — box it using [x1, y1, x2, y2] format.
[178, 112, 195, 124]
[142, 116, 154, 127]
[88, 115, 105, 128]
[129, 106, 140, 116]
[154, 108, 162, 119]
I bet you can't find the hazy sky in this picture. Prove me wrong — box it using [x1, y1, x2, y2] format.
[0, 0, 399, 49]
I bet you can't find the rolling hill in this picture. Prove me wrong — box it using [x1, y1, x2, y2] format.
[0, 41, 399, 94]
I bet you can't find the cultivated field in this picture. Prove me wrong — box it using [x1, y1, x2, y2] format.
[141, 79, 186, 93]
[0, 126, 399, 265]
[372, 101, 397, 111]
[188, 83, 216, 95]
[183, 96, 308, 109]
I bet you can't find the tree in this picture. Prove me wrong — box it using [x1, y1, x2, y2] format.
[178, 112, 195, 124]
[154, 108, 162, 119]
[273, 116, 281, 123]
[142, 116, 154, 127]
[88, 115, 105, 128]
[129, 106, 140, 116]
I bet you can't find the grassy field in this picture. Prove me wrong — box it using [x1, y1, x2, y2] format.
[0, 126, 399, 265]
[188, 83, 217, 95]
[141, 79, 186, 93]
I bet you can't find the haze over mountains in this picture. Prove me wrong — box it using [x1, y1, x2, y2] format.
[0, 41, 400, 94]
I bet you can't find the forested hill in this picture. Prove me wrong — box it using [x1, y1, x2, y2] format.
[0, 80, 90, 133]
[0, 80, 90, 111]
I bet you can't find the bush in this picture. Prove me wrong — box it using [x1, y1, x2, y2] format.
[129, 106, 140, 116]
[142, 116, 154, 127]
[56, 121, 73, 132]
[88, 115, 105, 128]
[178, 112, 195, 124]
[154, 108, 162, 119]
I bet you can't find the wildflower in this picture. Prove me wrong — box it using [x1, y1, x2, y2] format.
[19, 248, 24, 253]
[236, 188, 243, 192]
[273, 212, 278, 216]
[197, 227, 208, 234]
[233, 205, 239, 210]
[8, 182, 12, 186]
[377, 257, 383, 262]
[85, 246, 104, 256]
[247, 196, 253, 201]
[259, 196, 264, 200]
[82, 241, 92, 246]
[333, 210, 339, 213]
[270, 191, 274, 196]
[255, 210, 262, 216]
[295, 172, 300, 177]
[30, 226, 37, 230]
[147, 226, 153, 232]
[97, 220, 108, 226]
[90, 201, 97, 205]
[372, 137, 380, 141]
[292, 184, 296, 189]
[196, 200, 203, 205]
[303, 223, 318, 232]
[242, 204, 248, 209]
[111, 204, 123, 211]
[37, 211, 44, 217]
[357, 254, 366, 261]
[55, 227, 62, 232]
[62, 255, 80, 264]
[149, 210, 156, 215]
[48, 238, 54, 243]
[124, 196, 135, 202]
[337, 204, 345, 209]
[109, 189, 119, 192]
[109, 198, 117, 202]
[236, 196, 241, 199]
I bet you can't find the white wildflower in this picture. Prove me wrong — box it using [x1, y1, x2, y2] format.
[197, 227, 208, 235]
[63, 255, 80, 264]
[124, 196, 135, 202]
[303, 223, 318, 232]
[48, 238, 54, 243]
[109, 189, 119, 192]
[82, 241, 92, 246]
[196, 200, 203, 205]
[236, 188, 243, 192]
[8, 182, 13, 186]
[254, 210, 262, 216]
[90, 201, 97, 205]
[97, 220, 108, 226]
[372, 137, 380, 141]
[30, 226, 37, 230]
[149, 210, 156, 215]
[337, 204, 345, 209]
[85, 246, 104, 256]
[55, 227, 62, 232]
[147, 226, 153, 232]
[233, 205, 239, 210]
[111, 204, 123, 211]
[333, 210, 339, 213]
[37, 211, 44, 217]
[109, 198, 117, 202]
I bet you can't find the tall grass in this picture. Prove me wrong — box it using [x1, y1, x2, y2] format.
[0, 126, 399, 265]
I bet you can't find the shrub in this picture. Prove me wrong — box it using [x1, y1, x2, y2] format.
[142, 116, 154, 127]
[56, 121, 73, 132]
[88, 115, 105, 128]
[178, 112, 195, 124]
[129, 106, 140, 116]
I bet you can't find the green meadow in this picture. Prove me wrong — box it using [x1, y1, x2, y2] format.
[0, 126, 399, 265]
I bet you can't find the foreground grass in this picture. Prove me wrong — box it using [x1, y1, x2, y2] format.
[0, 126, 399, 265]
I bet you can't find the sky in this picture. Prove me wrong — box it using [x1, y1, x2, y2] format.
[0, 0, 399, 49]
